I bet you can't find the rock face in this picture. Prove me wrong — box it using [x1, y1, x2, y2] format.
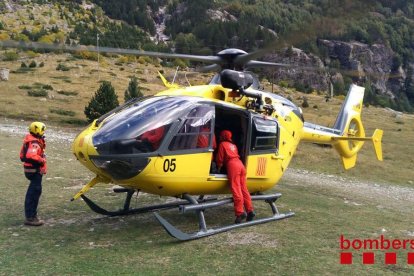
[318, 39, 402, 98]
[206, 9, 237, 22]
[264, 47, 329, 92]
[264, 40, 410, 98]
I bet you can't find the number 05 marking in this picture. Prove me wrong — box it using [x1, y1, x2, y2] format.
[163, 158, 176, 172]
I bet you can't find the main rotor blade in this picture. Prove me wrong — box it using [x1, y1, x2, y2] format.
[196, 64, 221, 73]
[0, 40, 222, 64]
[245, 60, 296, 69]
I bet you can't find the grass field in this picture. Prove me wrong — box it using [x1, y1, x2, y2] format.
[1, 53, 414, 275]
[0, 118, 413, 275]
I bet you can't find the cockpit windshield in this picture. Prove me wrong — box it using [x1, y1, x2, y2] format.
[93, 97, 195, 155]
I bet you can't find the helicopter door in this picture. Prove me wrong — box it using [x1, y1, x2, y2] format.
[158, 105, 216, 182]
[212, 106, 249, 176]
[246, 115, 280, 181]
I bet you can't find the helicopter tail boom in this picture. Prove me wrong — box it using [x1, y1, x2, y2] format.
[302, 84, 383, 169]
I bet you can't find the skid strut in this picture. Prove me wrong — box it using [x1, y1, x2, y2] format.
[80, 188, 217, 217]
[155, 193, 295, 241]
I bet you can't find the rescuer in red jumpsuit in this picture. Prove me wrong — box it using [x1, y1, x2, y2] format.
[197, 124, 218, 172]
[197, 124, 217, 150]
[20, 122, 47, 226]
[137, 125, 165, 151]
[216, 130, 255, 223]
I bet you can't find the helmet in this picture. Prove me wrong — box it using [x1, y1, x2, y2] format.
[29, 122, 46, 137]
[219, 130, 232, 142]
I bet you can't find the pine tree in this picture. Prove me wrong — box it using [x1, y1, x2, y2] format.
[124, 76, 143, 102]
[84, 81, 119, 123]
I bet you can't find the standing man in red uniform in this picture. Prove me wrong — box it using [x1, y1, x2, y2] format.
[216, 130, 255, 223]
[20, 122, 47, 226]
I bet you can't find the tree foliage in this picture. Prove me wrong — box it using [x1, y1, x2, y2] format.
[124, 76, 143, 102]
[90, 0, 163, 35]
[84, 81, 119, 122]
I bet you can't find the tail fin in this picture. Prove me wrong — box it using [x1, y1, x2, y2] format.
[333, 84, 365, 134]
[302, 84, 383, 170]
[332, 84, 383, 169]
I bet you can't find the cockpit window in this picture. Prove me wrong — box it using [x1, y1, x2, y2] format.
[168, 105, 215, 151]
[251, 117, 278, 152]
[93, 97, 194, 154]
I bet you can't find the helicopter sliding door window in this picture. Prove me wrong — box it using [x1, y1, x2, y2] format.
[250, 117, 278, 152]
[168, 105, 215, 152]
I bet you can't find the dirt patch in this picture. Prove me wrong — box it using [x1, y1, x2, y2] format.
[283, 169, 414, 212]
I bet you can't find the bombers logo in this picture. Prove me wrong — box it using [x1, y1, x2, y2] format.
[339, 235, 414, 265]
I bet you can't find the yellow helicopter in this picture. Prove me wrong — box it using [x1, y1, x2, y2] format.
[2, 41, 383, 240]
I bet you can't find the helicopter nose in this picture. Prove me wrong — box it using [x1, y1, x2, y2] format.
[72, 124, 151, 181]
[72, 124, 101, 174]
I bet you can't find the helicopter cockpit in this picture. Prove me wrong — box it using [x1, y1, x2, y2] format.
[89, 96, 218, 180]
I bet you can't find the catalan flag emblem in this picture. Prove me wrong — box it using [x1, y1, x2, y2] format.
[256, 157, 267, 176]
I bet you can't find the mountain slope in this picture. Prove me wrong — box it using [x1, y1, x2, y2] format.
[1, 0, 414, 112]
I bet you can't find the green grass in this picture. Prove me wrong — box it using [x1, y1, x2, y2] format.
[1, 127, 413, 275]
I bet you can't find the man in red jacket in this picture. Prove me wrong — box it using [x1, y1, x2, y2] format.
[136, 125, 165, 152]
[216, 130, 255, 223]
[20, 122, 47, 226]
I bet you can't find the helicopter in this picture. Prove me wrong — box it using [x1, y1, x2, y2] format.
[1, 40, 383, 240]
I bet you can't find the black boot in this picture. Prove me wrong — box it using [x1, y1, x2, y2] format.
[246, 211, 256, 222]
[234, 212, 247, 224]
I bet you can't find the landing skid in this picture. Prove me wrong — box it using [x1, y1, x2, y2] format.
[155, 193, 295, 241]
[80, 188, 217, 217]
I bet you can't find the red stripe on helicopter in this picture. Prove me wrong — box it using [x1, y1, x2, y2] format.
[256, 157, 267, 176]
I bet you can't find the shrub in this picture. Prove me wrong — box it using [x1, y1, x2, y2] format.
[73, 51, 99, 61]
[57, 90, 78, 96]
[173, 58, 188, 68]
[26, 51, 39, 58]
[29, 60, 37, 68]
[117, 56, 128, 64]
[42, 84, 53, 90]
[84, 81, 119, 123]
[18, 85, 32, 90]
[28, 89, 48, 97]
[39, 62, 45, 67]
[56, 63, 70, 71]
[13, 68, 32, 74]
[0, 32, 10, 41]
[278, 80, 289, 88]
[21, 62, 28, 68]
[302, 97, 309, 108]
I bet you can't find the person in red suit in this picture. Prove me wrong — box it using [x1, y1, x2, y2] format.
[20, 122, 47, 226]
[216, 130, 255, 223]
[137, 125, 165, 151]
[197, 124, 216, 149]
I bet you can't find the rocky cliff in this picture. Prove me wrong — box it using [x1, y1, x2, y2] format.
[264, 40, 411, 100]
